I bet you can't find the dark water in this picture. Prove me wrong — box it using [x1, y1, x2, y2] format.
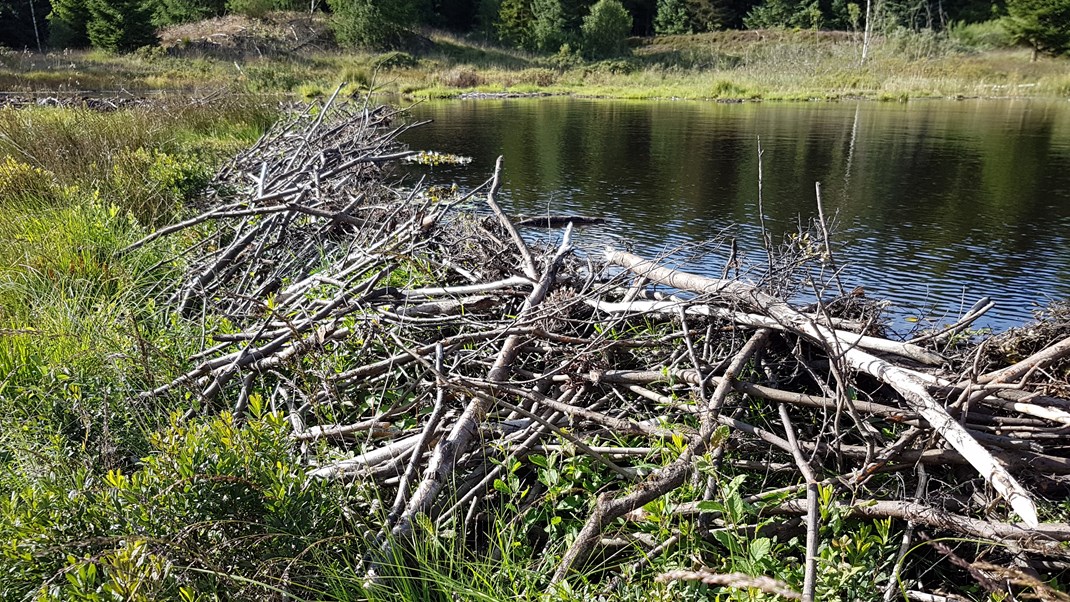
[400, 98, 1070, 331]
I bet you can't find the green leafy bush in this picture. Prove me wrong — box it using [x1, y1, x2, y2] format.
[948, 19, 1014, 50]
[328, 0, 417, 49]
[581, 0, 632, 58]
[0, 406, 360, 599]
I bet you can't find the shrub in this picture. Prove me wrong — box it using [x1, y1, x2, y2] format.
[0, 156, 61, 208]
[373, 50, 418, 69]
[441, 67, 483, 88]
[581, 0, 632, 59]
[948, 18, 1014, 50]
[0, 407, 360, 599]
[328, 0, 417, 49]
[518, 67, 558, 86]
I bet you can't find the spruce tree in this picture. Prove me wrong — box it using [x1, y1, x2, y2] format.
[85, 0, 157, 51]
[654, 0, 691, 33]
[1005, 0, 1070, 59]
[496, 0, 533, 47]
[48, 0, 91, 48]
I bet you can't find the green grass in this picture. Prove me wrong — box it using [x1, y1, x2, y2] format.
[0, 98, 284, 599]
[3, 26, 1068, 101]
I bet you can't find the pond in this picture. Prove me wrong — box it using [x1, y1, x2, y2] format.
[400, 97, 1070, 332]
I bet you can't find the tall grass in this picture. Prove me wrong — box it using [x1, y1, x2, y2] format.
[5, 26, 1068, 101]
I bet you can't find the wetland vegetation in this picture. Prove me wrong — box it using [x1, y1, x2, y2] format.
[1, 0, 1069, 599]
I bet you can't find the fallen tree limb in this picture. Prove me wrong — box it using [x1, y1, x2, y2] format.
[607, 249, 1039, 529]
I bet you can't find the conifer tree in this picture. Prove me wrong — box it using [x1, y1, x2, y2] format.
[1005, 0, 1070, 59]
[496, 0, 533, 47]
[48, 0, 91, 47]
[85, 0, 157, 51]
[654, 0, 691, 33]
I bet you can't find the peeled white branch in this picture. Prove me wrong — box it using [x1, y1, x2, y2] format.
[606, 248, 1039, 529]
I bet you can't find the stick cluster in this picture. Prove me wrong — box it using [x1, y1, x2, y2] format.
[133, 97, 1070, 599]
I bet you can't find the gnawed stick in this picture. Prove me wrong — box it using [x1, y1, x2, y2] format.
[977, 334, 1070, 385]
[777, 403, 819, 602]
[484, 156, 538, 281]
[606, 248, 1039, 528]
[766, 499, 1070, 558]
[387, 224, 574, 543]
[551, 329, 771, 583]
[586, 298, 945, 365]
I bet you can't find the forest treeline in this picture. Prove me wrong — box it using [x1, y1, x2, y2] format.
[0, 0, 1068, 59]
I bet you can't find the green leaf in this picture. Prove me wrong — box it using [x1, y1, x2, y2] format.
[750, 537, 772, 562]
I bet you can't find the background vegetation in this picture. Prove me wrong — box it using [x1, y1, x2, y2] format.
[0, 0, 1068, 58]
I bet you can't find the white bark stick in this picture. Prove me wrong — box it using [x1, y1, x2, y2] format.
[606, 249, 1038, 529]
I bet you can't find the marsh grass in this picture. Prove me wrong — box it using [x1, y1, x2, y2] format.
[5, 25, 1066, 101]
[0, 99, 276, 596]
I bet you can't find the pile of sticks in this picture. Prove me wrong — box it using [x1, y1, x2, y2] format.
[128, 95, 1070, 600]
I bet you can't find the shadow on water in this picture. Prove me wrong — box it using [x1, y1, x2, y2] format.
[400, 98, 1070, 331]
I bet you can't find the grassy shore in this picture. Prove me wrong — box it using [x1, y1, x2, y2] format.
[2, 21, 1069, 102]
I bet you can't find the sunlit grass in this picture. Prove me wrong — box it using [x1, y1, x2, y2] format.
[3, 27, 1067, 101]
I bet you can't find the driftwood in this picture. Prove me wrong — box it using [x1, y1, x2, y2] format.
[134, 97, 1070, 598]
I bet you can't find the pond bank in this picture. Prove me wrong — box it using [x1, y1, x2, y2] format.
[3, 26, 1070, 102]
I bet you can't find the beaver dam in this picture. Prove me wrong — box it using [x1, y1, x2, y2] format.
[126, 94, 1070, 600]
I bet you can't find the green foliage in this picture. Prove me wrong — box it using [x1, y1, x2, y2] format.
[0, 407, 358, 599]
[949, 18, 1014, 49]
[531, 0, 569, 51]
[328, 0, 418, 49]
[149, 0, 227, 26]
[1005, 0, 1070, 57]
[85, 0, 158, 51]
[47, 0, 92, 48]
[226, 0, 275, 18]
[581, 0, 632, 58]
[655, 0, 692, 34]
[497, 0, 534, 47]
[744, 0, 823, 29]
[0, 155, 61, 208]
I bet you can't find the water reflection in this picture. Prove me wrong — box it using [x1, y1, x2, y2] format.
[400, 98, 1070, 330]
